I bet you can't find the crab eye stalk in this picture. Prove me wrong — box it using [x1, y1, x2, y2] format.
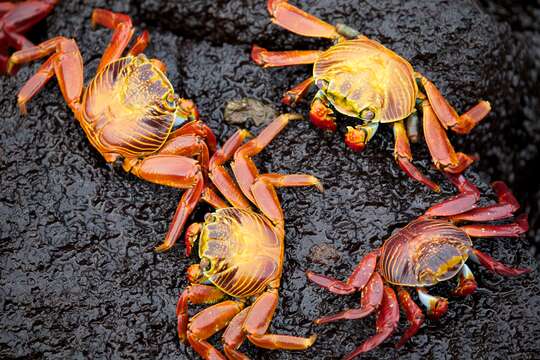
[174, 98, 200, 127]
[200, 257, 212, 272]
[316, 79, 329, 90]
[360, 108, 376, 121]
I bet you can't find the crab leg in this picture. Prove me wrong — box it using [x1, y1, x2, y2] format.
[343, 287, 400, 360]
[419, 75, 491, 134]
[232, 113, 302, 203]
[461, 213, 528, 238]
[251, 45, 322, 68]
[159, 134, 210, 170]
[282, 77, 315, 106]
[417, 288, 448, 320]
[421, 100, 476, 174]
[451, 181, 520, 222]
[470, 249, 530, 277]
[91, 9, 135, 72]
[187, 301, 245, 360]
[201, 186, 229, 209]
[222, 307, 251, 360]
[9, 37, 84, 115]
[209, 129, 252, 209]
[425, 174, 480, 217]
[257, 174, 323, 191]
[266, 0, 341, 39]
[127, 30, 150, 56]
[395, 287, 425, 348]
[170, 120, 217, 153]
[314, 273, 383, 324]
[243, 289, 317, 350]
[393, 121, 440, 191]
[176, 284, 227, 342]
[451, 264, 477, 297]
[307, 251, 378, 295]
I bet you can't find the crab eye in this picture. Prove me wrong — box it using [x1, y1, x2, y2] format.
[360, 108, 375, 121]
[200, 257, 212, 272]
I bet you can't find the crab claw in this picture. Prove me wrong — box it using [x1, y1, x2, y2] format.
[417, 288, 448, 321]
[176, 98, 200, 123]
[345, 126, 367, 152]
[310, 96, 337, 131]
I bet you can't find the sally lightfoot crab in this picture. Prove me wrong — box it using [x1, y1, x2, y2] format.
[307, 176, 529, 359]
[177, 114, 322, 359]
[252, 0, 491, 192]
[7, 9, 218, 251]
[1, 0, 59, 74]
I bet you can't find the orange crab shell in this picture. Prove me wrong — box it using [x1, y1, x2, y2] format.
[313, 38, 418, 123]
[198, 208, 284, 298]
[80, 54, 178, 161]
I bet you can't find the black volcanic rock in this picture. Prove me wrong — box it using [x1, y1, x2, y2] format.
[0, 0, 539, 359]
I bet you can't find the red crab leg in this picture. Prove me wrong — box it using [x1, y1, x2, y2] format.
[266, 0, 341, 39]
[223, 307, 251, 360]
[393, 121, 440, 192]
[232, 113, 302, 203]
[244, 290, 317, 350]
[176, 284, 227, 342]
[127, 30, 150, 56]
[471, 249, 531, 277]
[9, 37, 84, 115]
[307, 251, 378, 295]
[425, 174, 480, 217]
[419, 75, 491, 134]
[91, 9, 134, 72]
[209, 129, 252, 209]
[461, 213, 528, 238]
[282, 77, 315, 106]
[451, 181, 520, 222]
[343, 286, 400, 360]
[251, 45, 322, 68]
[314, 273, 383, 324]
[187, 300, 245, 360]
[395, 287, 425, 349]
[421, 100, 476, 174]
[417, 288, 448, 321]
[451, 264, 477, 297]
[13, 54, 55, 114]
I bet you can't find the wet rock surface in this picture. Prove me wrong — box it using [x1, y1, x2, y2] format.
[1, 0, 539, 359]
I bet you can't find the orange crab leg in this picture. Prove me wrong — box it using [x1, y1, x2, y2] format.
[395, 287, 425, 349]
[425, 174, 481, 217]
[9, 37, 84, 115]
[159, 134, 209, 170]
[393, 121, 440, 192]
[471, 249, 531, 277]
[343, 286, 400, 360]
[176, 284, 227, 342]
[232, 114, 302, 203]
[209, 129, 252, 209]
[222, 307, 251, 360]
[91, 9, 134, 72]
[170, 120, 216, 154]
[461, 213, 528, 238]
[127, 30, 150, 56]
[419, 75, 491, 134]
[282, 77, 315, 106]
[244, 290, 317, 350]
[451, 181, 520, 222]
[314, 273, 384, 325]
[266, 0, 341, 39]
[257, 174, 323, 191]
[14, 54, 55, 114]
[201, 186, 229, 209]
[251, 45, 322, 68]
[421, 101, 476, 174]
[187, 300, 245, 360]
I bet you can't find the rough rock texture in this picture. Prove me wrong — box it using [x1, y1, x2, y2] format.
[0, 1, 539, 359]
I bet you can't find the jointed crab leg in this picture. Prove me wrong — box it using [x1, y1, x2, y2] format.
[267, 0, 341, 40]
[418, 75, 491, 134]
[251, 46, 323, 68]
[222, 307, 251, 360]
[343, 287, 399, 360]
[461, 214, 528, 238]
[395, 287, 424, 349]
[425, 174, 480, 217]
[209, 129, 252, 209]
[282, 77, 315, 106]
[471, 249, 531, 277]
[314, 273, 384, 324]
[393, 121, 440, 192]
